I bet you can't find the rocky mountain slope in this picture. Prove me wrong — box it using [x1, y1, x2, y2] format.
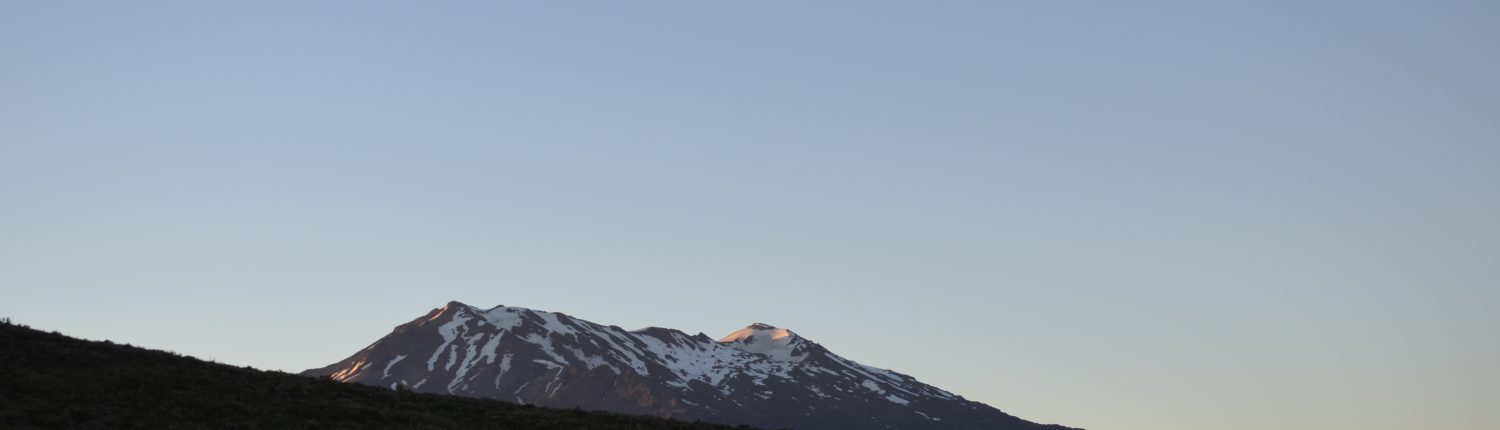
[304, 301, 1077, 430]
[0, 318, 743, 430]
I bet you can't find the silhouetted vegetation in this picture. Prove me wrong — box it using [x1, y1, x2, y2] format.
[0, 319, 749, 429]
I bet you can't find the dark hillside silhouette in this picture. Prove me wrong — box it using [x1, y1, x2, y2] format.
[0, 318, 750, 429]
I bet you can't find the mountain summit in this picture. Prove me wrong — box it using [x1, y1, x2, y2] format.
[718, 323, 811, 362]
[304, 301, 1076, 430]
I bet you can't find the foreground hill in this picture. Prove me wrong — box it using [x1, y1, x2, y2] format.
[0, 318, 745, 430]
[307, 301, 1077, 430]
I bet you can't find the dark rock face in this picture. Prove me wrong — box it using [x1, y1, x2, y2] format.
[303, 301, 1077, 430]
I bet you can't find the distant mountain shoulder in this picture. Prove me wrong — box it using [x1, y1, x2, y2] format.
[305, 301, 1079, 430]
[0, 318, 750, 430]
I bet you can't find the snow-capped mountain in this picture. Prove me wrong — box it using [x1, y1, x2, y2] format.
[304, 301, 1076, 430]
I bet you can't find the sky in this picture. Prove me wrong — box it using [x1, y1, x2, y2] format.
[1, 1, 1497, 429]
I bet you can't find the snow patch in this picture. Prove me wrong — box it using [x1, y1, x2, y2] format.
[718, 324, 807, 362]
[534, 310, 580, 336]
[449, 333, 486, 393]
[495, 353, 514, 389]
[427, 316, 466, 371]
[525, 333, 569, 365]
[382, 355, 406, 378]
[479, 332, 505, 364]
[478, 306, 526, 331]
[444, 344, 460, 372]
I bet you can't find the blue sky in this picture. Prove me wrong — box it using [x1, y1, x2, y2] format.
[2, 2, 1497, 429]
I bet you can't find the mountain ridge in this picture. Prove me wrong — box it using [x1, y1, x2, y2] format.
[305, 301, 1079, 430]
[0, 317, 748, 430]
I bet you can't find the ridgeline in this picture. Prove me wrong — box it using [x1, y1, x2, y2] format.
[0, 318, 752, 430]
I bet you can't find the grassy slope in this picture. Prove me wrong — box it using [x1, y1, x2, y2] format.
[0, 319, 750, 430]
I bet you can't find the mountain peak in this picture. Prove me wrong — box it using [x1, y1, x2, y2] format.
[719, 324, 794, 343]
[718, 323, 809, 361]
[423, 301, 478, 322]
[744, 322, 779, 330]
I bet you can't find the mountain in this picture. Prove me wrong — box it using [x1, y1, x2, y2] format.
[0, 318, 744, 430]
[305, 301, 1077, 430]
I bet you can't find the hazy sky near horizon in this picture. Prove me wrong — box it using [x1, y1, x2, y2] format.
[2, 1, 1497, 429]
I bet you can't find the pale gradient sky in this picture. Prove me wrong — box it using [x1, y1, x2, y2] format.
[2, 2, 1497, 429]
